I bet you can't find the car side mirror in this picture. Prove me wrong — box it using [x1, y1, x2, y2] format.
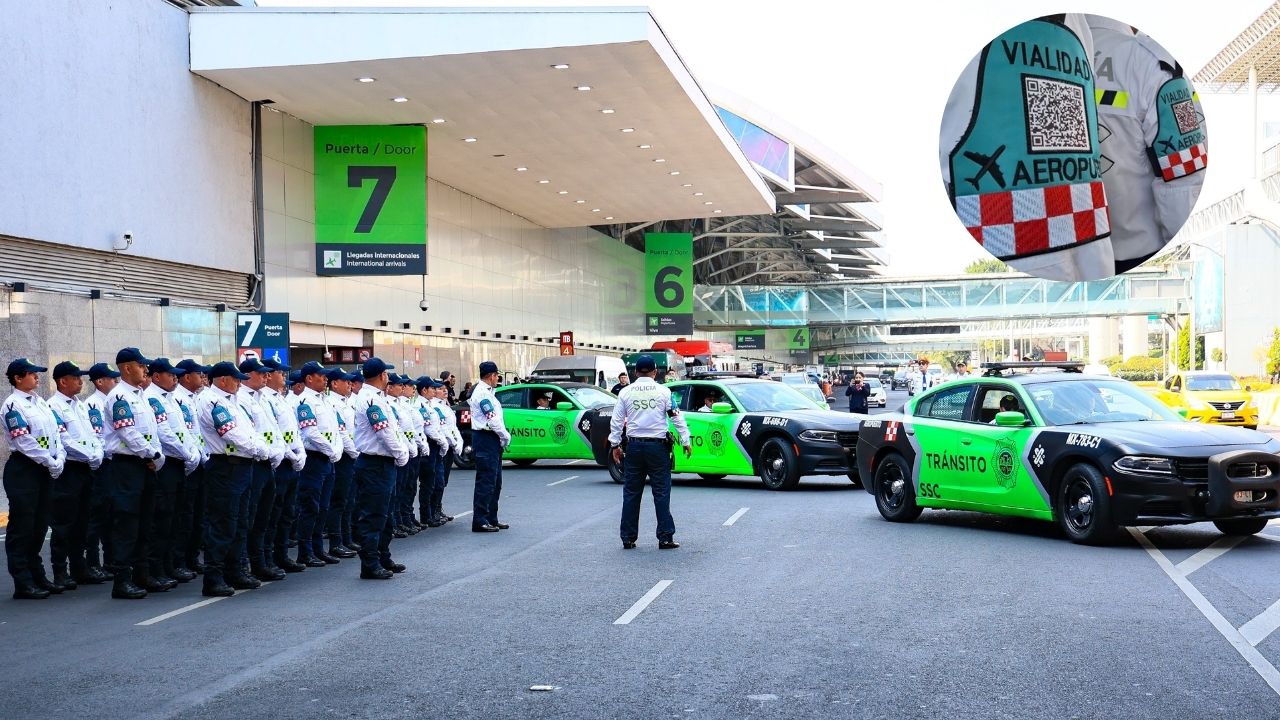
[994, 411, 1028, 427]
[555, 402, 573, 411]
[712, 402, 734, 414]
[825, 396, 836, 405]
[1245, 385, 1253, 392]
[1177, 407, 1189, 419]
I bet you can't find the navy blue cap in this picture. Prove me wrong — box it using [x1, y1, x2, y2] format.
[635, 355, 657, 372]
[288, 370, 303, 385]
[414, 376, 434, 390]
[175, 359, 211, 375]
[6, 358, 48, 375]
[262, 357, 291, 373]
[88, 362, 121, 381]
[298, 361, 326, 379]
[324, 367, 348, 382]
[147, 357, 186, 377]
[115, 347, 151, 366]
[239, 357, 269, 374]
[362, 357, 394, 378]
[52, 361, 89, 380]
[208, 361, 249, 381]
[479, 360, 499, 376]
[349, 372, 364, 383]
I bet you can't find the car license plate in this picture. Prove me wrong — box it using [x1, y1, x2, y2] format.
[1222, 411, 1236, 420]
[1235, 490, 1256, 503]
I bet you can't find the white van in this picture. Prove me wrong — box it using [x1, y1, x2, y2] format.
[529, 355, 628, 390]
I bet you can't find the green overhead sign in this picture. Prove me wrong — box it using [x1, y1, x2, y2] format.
[314, 125, 426, 276]
[734, 330, 766, 350]
[645, 233, 693, 335]
[787, 327, 810, 351]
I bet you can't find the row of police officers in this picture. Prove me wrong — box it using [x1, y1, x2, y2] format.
[1, 350, 484, 599]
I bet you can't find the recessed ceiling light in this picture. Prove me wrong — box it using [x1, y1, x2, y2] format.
[682, 183, 693, 187]
[391, 97, 409, 103]
[638, 144, 651, 149]
[557, 190, 568, 195]
[592, 208, 601, 212]
[669, 171, 680, 176]
[515, 167, 528, 172]
[605, 216, 614, 220]
[620, 128, 635, 133]
[713, 209, 723, 214]
[431, 118, 446, 124]
[693, 192, 704, 196]
[653, 158, 665, 163]
[576, 85, 592, 91]
[462, 137, 477, 143]
[538, 179, 550, 184]
[704, 201, 713, 205]
[575, 200, 585, 204]
[601, 109, 615, 114]
[357, 77, 376, 83]
[552, 63, 570, 70]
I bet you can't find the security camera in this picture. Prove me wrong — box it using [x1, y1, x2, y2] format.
[113, 232, 134, 252]
[418, 299, 430, 312]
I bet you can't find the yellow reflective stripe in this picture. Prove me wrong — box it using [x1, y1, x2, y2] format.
[1095, 89, 1129, 108]
[1192, 91, 1200, 103]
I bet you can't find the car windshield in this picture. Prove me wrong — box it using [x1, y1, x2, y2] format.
[728, 382, 817, 412]
[791, 384, 828, 409]
[864, 378, 883, 388]
[564, 386, 616, 409]
[1027, 379, 1182, 425]
[1186, 374, 1242, 391]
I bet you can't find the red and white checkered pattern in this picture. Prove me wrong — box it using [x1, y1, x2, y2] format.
[884, 421, 899, 442]
[1157, 143, 1206, 181]
[956, 181, 1110, 259]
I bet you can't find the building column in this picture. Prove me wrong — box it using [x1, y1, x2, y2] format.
[1122, 316, 1149, 360]
[1088, 317, 1119, 362]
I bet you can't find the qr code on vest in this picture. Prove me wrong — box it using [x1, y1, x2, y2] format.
[1022, 75, 1090, 153]
[1173, 99, 1199, 135]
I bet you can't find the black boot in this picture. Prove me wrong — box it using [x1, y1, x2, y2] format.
[314, 549, 341, 565]
[251, 563, 286, 582]
[139, 567, 177, 592]
[112, 569, 148, 599]
[13, 582, 51, 600]
[52, 567, 78, 591]
[32, 574, 64, 594]
[202, 574, 235, 597]
[70, 558, 105, 585]
[275, 553, 307, 573]
[226, 571, 261, 590]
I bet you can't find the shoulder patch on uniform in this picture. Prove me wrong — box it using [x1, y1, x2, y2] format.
[176, 400, 194, 427]
[367, 403, 389, 432]
[297, 402, 318, 428]
[434, 407, 447, 421]
[87, 405, 105, 434]
[479, 398, 495, 419]
[51, 409, 68, 433]
[1148, 76, 1207, 182]
[5, 408, 30, 438]
[111, 398, 135, 429]
[211, 404, 236, 437]
[147, 397, 168, 423]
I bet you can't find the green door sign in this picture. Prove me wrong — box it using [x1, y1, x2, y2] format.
[645, 233, 693, 336]
[314, 125, 427, 276]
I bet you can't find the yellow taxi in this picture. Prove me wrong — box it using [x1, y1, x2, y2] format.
[1154, 371, 1259, 429]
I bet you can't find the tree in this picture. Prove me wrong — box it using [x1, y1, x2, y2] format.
[1211, 348, 1224, 364]
[1268, 327, 1280, 382]
[964, 258, 1011, 274]
[1176, 322, 1190, 370]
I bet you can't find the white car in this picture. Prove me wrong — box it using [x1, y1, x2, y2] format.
[1083, 363, 1113, 376]
[864, 377, 887, 408]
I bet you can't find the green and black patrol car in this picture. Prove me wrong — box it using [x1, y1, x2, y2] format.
[452, 382, 616, 469]
[597, 375, 866, 490]
[856, 362, 1280, 544]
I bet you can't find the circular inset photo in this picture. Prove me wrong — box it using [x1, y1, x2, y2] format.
[938, 14, 1208, 281]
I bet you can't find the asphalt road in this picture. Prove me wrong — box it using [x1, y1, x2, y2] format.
[3, 389, 1280, 718]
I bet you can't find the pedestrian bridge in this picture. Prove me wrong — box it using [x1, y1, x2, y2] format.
[694, 266, 1189, 328]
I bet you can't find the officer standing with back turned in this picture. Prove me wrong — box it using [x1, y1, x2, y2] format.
[608, 355, 691, 550]
[468, 361, 510, 533]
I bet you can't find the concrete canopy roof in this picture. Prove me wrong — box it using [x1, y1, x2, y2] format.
[188, 7, 775, 228]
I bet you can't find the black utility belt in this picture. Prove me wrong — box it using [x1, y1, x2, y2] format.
[209, 454, 252, 466]
[305, 450, 332, 460]
[361, 454, 395, 462]
[628, 436, 669, 443]
[112, 454, 150, 463]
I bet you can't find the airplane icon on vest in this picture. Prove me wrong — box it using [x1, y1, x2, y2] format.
[1157, 138, 1177, 154]
[964, 144, 1007, 191]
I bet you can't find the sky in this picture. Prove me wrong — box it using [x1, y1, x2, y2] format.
[258, 0, 1280, 275]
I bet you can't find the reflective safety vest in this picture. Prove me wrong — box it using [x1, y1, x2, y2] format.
[949, 18, 1110, 261]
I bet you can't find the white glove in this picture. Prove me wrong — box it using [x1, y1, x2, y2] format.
[154, 454, 166, 471]
[184, 458, 199, 476]
[291, 455, 305, 472]
[49, 460, 65, 480]
[329, 450, 342, 464]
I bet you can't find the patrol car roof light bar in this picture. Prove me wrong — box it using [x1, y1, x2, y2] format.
[980, 361, 1085, 376]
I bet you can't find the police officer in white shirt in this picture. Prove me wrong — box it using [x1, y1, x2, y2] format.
[468, 361, 510, 533]
[101, 347, 167, 599]
[173, 359, 211, 577]
[260, 357, 308, 576]
[351, 358, 409, 579]
[144, 358, 201, 588]
[295, 361, 345, 567]
[47, 361, 105, 590]
[1088, 15, 1207, 274]
[198, 362, 268, 597]
[416, 377, 450, 527]
[324, 368, 361, 555]
[3, 359, 67, 599]
[391, 375, 426, 536]
[429, 378, 462, 525]
[608, 355, 691, 550]
[236, 357, 285, 589]
[83, 362, 120, 581]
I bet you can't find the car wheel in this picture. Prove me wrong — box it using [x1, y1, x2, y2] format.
[847, 469, 864, 489]
[1055, 463, 1117, 545]
[873, 452, 920, 522]
[510, 458, 537, 468]
[1213, 518, 1269, 536]
[698, 473, 726, 481]
[758, 437, 801, 490]
[453, 445, 475, 470]
[608, 450, 624, 484]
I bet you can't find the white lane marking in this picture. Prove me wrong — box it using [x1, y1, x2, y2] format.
[547, 475, 579, 487]
[723, 508, 750, 526]
[136, 594, 241, 626]
[1129, 527, 1280, 696]
[1175, 535, 1248, 575]
[614, 580, 672, 625]
[453, 510, 473, 519]
[1241, 597, 1280, 647]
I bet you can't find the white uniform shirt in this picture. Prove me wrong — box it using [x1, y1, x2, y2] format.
[3, 389, 67, 476]
[402, 395, 429, 457]
[48, 391, 104, 469]
[296, 387, 343, 463]
[432, 396, 463, 453]
[327, 390, 359, 459]
[420, 394, 449, 451]
[200, 386, 267, 460]
[468, 382, 511, 447]
[1089, 15, 1206, 263]
[607, 377, 691, 446]
[102, 381, 163, 468]
[263, 386, 306, 471]
[238, 386, 285, 468]
[86, 389, 112, 459]
[352, 385, 408, 466]
[145, 385, 199, 473]
[175, 385, 209, 463]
